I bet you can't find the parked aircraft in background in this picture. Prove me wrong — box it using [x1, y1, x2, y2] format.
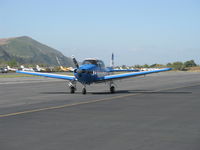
[109, 67, 139, 72]
[0, 67, 8, 73]
[35, 65, 46, 72]
[17, 54, 172, 94]
[20, 65, 34, 72]
[60, 66, 74, 72]
[7, 66, 17, 71]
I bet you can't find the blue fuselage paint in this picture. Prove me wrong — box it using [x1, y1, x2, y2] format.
[74, 64, 109, 84]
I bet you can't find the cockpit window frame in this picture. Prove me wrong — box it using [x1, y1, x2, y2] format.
[82, 59, 105, 68]
[97, 60, 105, 68]
[82, 60, 98, 65]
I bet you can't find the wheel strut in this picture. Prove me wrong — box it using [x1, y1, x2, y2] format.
[68, 81, 76, 94]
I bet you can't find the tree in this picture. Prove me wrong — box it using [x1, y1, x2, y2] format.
[172, 62, 185, 70]
[184, 60, 197, 67]
[7, 59, 17, 67]
[143, 64, 149, 68]
[134, 65, 141, 68]
[166, 63, 172, 67]
[122, 65, 126, 69]
[150, 64, 157, 68]
[150, 63, 164, 68]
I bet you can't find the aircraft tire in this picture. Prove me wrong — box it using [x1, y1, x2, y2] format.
[70, 87, 75, 94]
[82, 88, 86, 94]
[110, 86, 115, 93]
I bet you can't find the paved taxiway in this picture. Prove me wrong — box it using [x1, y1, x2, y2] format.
[0, 72, 200, 150]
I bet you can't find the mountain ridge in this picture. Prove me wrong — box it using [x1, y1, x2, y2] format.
[0, 36, 74, 66]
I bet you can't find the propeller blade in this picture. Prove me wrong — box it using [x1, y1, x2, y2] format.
[72, 55, 79, 68]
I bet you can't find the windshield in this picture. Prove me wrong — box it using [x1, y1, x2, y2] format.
[82, 60, 97, 65]
[82, 59, 105, 68]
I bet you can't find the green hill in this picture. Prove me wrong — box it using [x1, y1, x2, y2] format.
[0, 36, 74, 66]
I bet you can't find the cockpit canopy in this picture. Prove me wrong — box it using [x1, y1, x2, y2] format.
[82, 58, 105, 68]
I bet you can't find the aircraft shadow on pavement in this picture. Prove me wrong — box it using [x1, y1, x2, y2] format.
[91, 90, 192, 95]
[40, 90, 192, 95]
[40, 92, 81, 94]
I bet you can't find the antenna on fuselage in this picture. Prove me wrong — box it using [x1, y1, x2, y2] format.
[110, 53, 114, 68]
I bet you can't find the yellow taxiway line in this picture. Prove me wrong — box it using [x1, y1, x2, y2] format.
[0, 83, 199, 118]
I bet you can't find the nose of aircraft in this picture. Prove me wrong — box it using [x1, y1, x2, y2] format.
[75, 69, 85, 77]
[76, 69, 93, 74]
[74, 64, 96, 84]
[76, 64, 96, 74]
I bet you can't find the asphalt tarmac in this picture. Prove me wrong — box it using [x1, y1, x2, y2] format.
[0, 72, 200, 150]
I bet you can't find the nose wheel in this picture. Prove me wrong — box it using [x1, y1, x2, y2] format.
[81, 84, 87, 94]
[82, 87, 87, 94]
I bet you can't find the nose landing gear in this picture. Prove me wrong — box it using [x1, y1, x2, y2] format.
[82, 85, 87, 94]
[82, 87, 86, 94]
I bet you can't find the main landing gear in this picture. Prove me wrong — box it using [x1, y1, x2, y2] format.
[109, 81, 115, 94]
[68, 81, 115, 94]
[110, 86, 115, 93]
[68, 81, 76, 94]
[70, 86, 75, 94]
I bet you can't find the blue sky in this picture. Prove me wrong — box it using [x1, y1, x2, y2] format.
[1, 0, 200, 65]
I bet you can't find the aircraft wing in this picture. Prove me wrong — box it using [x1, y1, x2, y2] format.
[16, 70, 76, 80]
[101, 68, 172, 81]
[109, 69, 140, 72]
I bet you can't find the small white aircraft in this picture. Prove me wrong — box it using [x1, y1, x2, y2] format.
[7, 66, 17, 71]
[17, 55, 172, 94]
[20, 65, 34, 72]
[35, 65, 46, 72]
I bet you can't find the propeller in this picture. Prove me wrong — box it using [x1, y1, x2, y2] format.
[72, 55, 79, 68]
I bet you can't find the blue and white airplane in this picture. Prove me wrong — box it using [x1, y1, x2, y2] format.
[16, 55, 172, 94]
